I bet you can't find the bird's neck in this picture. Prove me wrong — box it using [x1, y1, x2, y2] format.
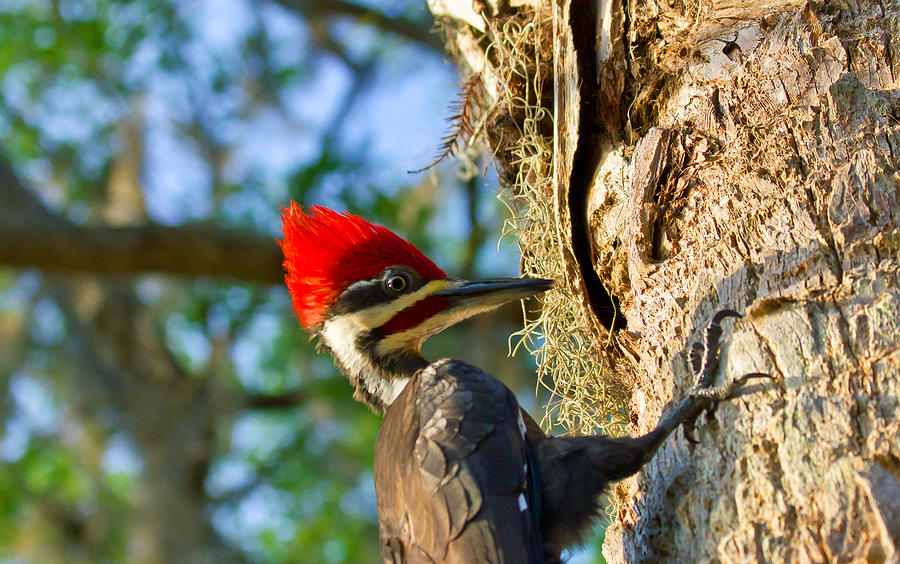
[318, 316, 428, 413]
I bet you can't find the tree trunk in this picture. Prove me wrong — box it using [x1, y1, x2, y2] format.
[431, 0, 900, 561]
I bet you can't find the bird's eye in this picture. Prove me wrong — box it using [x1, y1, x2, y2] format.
[385, 273, 410, 294]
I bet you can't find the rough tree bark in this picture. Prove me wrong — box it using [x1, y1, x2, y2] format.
[431, 0, 900, 562]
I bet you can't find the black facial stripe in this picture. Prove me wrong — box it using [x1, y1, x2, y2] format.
[356, 330, 428, 376]
[327, 281, 392, 318]
[325, 266, 428, 319]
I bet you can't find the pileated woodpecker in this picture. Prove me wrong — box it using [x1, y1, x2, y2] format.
[280, 204, 768, 563]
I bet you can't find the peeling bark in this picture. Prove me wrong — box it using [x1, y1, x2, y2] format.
[609, 4, 900, 560]
[432, 0, 900, 561]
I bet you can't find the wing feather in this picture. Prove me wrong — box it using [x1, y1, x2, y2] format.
[375, 359, 544, 563]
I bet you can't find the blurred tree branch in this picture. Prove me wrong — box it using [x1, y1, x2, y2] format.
[272, 0, 443, 52]
[0, 156, 529, 328]
[1, 161, 534, 353]
[0, 157, 59, 225]
[0, 2, 459, 560]
[245, 391, 307, 409]
[0, 156, 283, 283]
[0, 222, 283, 282]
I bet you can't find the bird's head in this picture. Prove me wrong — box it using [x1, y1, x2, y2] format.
[280, 203, 553, 412]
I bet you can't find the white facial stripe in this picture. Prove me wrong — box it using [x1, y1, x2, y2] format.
[375, 300, 502, 356]
[320, 280, 450, 408]
[322, 278, 450, 365]
[320, 313, 412, 406]
[321, 313, 370, 380]
[351, 279, 452, 329]
[382, 376, 410, 404]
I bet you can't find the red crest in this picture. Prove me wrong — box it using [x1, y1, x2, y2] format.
[279, 203, 446, 330]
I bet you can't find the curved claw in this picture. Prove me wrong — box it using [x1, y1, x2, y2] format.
[711, 309, 742, 323]
[682, 373, 771, 442]
[676, 309, 772, 445]
[695, 372, 773, 400]
[693, 309, 743, 387]
[722, 372, 774, 399]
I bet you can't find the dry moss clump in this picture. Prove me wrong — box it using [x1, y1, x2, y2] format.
[435, 2, 629, 435]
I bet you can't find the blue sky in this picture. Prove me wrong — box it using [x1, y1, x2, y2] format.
[0, 0, 598, 560]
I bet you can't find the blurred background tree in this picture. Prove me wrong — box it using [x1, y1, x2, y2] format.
[0, 1, 595, 562]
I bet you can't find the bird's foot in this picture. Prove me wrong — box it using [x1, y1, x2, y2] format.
[682, 309, 773, 443]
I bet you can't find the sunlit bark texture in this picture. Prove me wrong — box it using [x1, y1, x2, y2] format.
[431, 0, 900, 561]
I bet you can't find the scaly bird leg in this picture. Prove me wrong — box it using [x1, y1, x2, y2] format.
[533, 308, 772, 552]
[683, 309, 772, 443]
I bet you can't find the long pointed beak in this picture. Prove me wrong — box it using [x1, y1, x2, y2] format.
[432, 277, 554, 309]
[378, 277, 554, 345]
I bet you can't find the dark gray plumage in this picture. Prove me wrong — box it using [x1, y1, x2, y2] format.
[280, 207, 767, 562]
[376, 359, 544, 563]
[372, 311, 769, 563]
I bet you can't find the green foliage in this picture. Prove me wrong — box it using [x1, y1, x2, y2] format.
[0, 0, 552, 562]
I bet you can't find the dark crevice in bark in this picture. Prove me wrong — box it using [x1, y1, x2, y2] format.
[647, 133, 677, 262]
[569, 0, 626, 331]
